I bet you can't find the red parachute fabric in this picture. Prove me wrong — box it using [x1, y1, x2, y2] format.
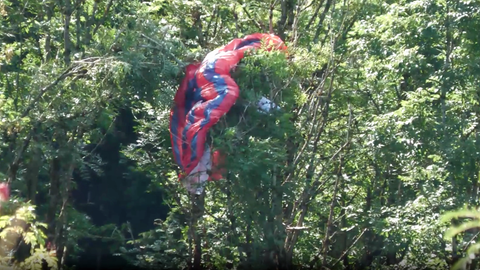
[209, 150, 227, 181]
[170, 33, 287, 181]
[0, 182, 9, 211]
[0, 183, 9, 202]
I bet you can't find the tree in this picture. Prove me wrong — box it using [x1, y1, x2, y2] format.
[3, 0, 480, 269]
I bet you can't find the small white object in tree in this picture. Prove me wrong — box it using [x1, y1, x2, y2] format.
[181, 147, 212, 195]
[257, 96, 279, 113]
[181, 96, 279, 194]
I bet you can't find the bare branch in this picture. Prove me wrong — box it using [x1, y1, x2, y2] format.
[22, 66, 75, 118]
[332, 228, 367, 267]
[306, 0, 325, 30]
[92, 0, 114, 36]
[286, 226, 309, 231]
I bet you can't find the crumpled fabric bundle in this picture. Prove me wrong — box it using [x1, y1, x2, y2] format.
[169, 33, 287, 194]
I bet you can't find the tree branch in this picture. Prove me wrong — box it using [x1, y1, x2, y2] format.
[286, 226, 309, 231]
[140, 34, 185, 67]
[22, 65, 75, 118]
[306, 0, 325, 30]
[6, 129, 34, 184]
[92, 0, 114, 36]
[332, 228, 367, 267]
[236, 0, 267, 32]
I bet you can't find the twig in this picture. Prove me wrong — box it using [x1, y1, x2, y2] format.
[140, 33, 185, 67]
[332, 228, 367, 267]
[126, 221, 150, 268]
[464, 231, 480, 252]
[82, 116, 117, 160]
[236, 1, 267, 32]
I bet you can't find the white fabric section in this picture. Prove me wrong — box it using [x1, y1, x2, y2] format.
[181, 146, 212, 195]
[257, 96, 279, 113]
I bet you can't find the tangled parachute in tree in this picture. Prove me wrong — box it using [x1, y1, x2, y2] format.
[169, 33, 288, 194]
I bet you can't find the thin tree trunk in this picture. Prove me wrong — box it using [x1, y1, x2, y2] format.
[75, 0, 82, 51]
[46, 158, 61, 249]
[190, 193, 205, 270]
[43, 1, 54, 62]
[322, 172, 340, 267]
[357, 161, 376, 269]
[313, 0, 333, 44]
[97, 248, 102, 270]
[271, 166, 286, 270]
[55, 161, 75, 270]
[339, 184, 348, 267]
[25, 137, 41, 204]
[313, 158, 342, 268]
[63, 0, 72, 65]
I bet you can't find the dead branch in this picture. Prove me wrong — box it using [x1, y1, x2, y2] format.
[332, 228, 367, 267]
[286, 226, 309, 231]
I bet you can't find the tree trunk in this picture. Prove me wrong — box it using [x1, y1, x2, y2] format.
[55, 161, 75, 270]
[46, 157, 61, 246]
[190, 193, 205, 270]
[320, 159, 342, 268]
[63, 0, 72, 65]
[25, 139, 41, 204]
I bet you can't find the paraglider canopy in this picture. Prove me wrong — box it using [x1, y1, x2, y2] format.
[169, 33, 288, 194]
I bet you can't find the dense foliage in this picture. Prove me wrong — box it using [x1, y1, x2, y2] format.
[1, 0, 480, 269]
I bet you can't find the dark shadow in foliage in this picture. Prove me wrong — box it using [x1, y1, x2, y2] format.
[65, 108, 170, 270]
